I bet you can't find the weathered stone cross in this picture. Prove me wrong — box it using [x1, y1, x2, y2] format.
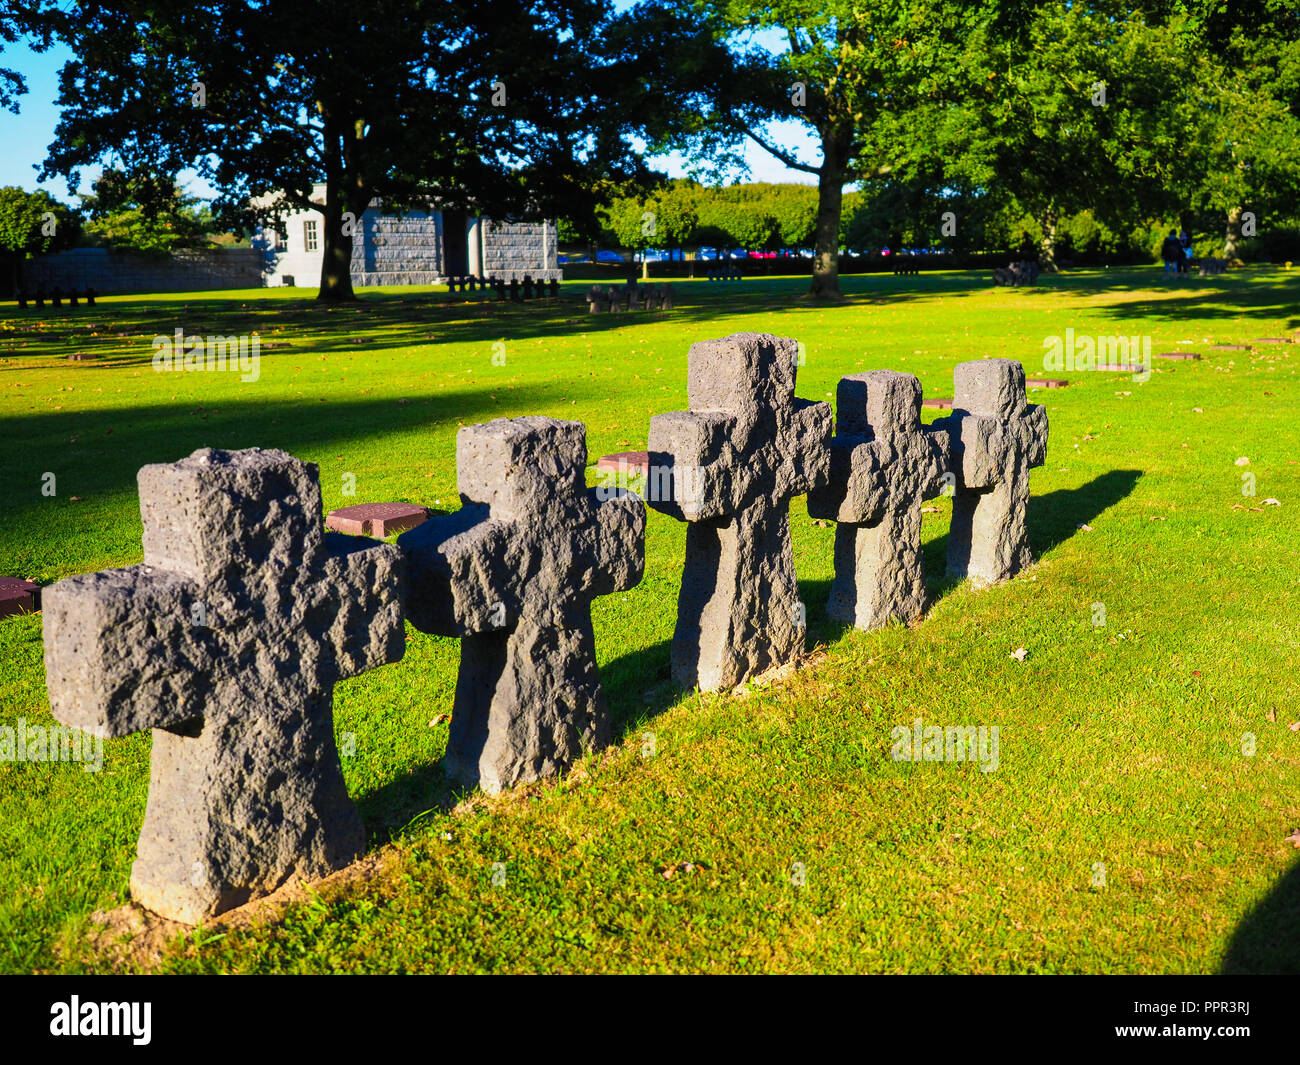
[646, 332, 831, 691]
[42, 447, 405, 924]
[807, 370, 951, 629]
[399, 416, 644, 794]
[936, 359, 1048, 586]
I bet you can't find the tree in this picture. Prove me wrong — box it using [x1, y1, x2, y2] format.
[904, 3, 1226, 270]
[767, 184, 817, 249]
[1173, 0, 1300, 257]
[0, 186, 80, 294]
[80, 170, 217, 254]
[599, 181, 700, 276]
[656, 0, 990, 298]
[40, 1, 651, 301]
[0, 1, 58, 114]
[698, 187, 774, 250]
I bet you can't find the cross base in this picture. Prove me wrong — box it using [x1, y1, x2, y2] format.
[674, 506, 804, 691]
[130, 692, 363, 924]
[444, 618, 611, 794]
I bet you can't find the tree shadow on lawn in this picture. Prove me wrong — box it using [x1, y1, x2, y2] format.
[1084, 277, 1300, 329]
[1220, 860, 1300, 973]
[1, 279, 981, 365]
[0, 388, 532, 534]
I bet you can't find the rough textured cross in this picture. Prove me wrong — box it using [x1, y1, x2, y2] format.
[935, 360, 1048, 586]
[646, 333, 831, 691]
[42, 447, 405, 924]
[807, 371, 950, 629]
[400, 416, 644, 794]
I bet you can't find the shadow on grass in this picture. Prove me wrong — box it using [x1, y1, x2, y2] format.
[0, 274, 985, 366]
[351, 468, 1143, 841]
[0, 389, 526, 534]
[1220, 860, 1300, 974]
[1027, 469, 1143, 559]
[356, 758, 459, 839]
[602, 469, 1141, 742]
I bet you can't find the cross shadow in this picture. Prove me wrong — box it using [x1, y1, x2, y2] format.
[1025, 469, 1143, 558]
[349, 467, 1143, 838]
[1219, 860, 1300, 974]
[354, 759, 463, 838]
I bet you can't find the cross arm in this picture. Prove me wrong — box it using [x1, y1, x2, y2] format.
[398, 507, 516, 636]
[584, 488, 646, 597]
[645, 409, 737, 523]
[43, 566, 213, 737]
[1024, 404, 1049, 468]
[807, 435, 882, 523]
[922, 424, 954, 500]
[781, 397, 833, 498]
[935, 412, 1000, 490]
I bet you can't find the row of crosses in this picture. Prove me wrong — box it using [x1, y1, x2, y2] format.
[41, 332, 1047, 924]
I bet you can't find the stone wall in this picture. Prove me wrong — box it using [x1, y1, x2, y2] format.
[22, 247, 266, 295]
[349, 212, 445, 287]
[482, 220, 560, 281]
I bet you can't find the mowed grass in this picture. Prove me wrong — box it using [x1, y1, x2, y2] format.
[1, 267, 1298, 973]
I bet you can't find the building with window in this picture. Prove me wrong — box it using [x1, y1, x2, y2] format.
[255, 185, 559, 288]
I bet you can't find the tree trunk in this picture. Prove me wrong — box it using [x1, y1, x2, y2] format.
[317, 186, 356, 302]
[1038, 206, 1059, 272]
[809, 136, 847, 299]
[1224, 205, 1243, 260]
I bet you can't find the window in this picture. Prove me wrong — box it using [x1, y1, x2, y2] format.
[303, 219, 319, 252]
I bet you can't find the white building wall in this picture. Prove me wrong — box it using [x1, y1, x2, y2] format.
[258, 191, 556, 287]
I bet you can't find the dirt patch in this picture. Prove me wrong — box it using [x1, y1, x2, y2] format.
[78, 848, 397, 972]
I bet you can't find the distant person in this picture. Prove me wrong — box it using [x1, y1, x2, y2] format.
[1178, 227, 1193, 274]
[1161, 230, 1183, 277]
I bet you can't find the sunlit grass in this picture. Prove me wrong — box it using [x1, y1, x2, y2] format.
[1, 266, 1297, 972]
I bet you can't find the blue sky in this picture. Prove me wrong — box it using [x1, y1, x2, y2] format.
[0, 31, 820, 205]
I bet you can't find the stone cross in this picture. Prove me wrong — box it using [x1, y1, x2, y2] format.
[42, 447, 405, 924]
[646, 332, 831, 691]
[935, 359, 1048, 586]
[807, 370, 950, 629]
[399, 416, 644, 794]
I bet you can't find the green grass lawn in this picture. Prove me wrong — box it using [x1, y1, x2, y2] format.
[1, 267, 1297, 973]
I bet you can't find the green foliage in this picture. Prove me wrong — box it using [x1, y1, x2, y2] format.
[79, 172, 217, 254]
[0, 186, 80, 256]
[39, 0, 658, 298]
[594, 181, 819, 252]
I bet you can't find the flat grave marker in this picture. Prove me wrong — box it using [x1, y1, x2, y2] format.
[0, 577, 40, 618]
[325, 501, 429, 537]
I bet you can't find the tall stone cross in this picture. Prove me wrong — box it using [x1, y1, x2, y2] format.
[42, 447, 405, 924]
[399, 416, 644, 794]
[646, 332, 831, 691]
[807, 370, 951, 629]
[936, 359, 1048, 586]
